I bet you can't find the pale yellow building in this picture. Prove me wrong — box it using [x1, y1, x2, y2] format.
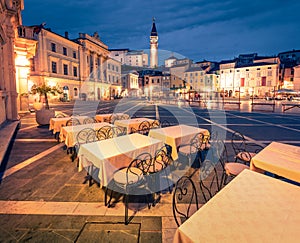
[106, 57, 122, 98]
[29, 28, 80, 102]
[121, 70, 139, 97]
[219, 55, 280, 97]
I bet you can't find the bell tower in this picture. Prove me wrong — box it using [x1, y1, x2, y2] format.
[150, 17, 158, 68]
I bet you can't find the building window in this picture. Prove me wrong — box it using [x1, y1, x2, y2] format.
[30, 58, 35, 71]
[268, 70, 272, 76]
[73, 51, 77, 59]
[63, 47, 67, 56]
[51, 43, 56, 52]
[108, 64, 111, 69]
[63, 64, 68, 75]
[116, 66, 119, 72]
[74, 88, 78, 96]
[240, 78, 245, 87]
[51, 61, 57, 73]
[73, 66, 77, 77]
[261, 77, 267, 86]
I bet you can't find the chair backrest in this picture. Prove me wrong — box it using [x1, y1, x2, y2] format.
[66, 118, 81, 126]
[151, 120, 161, 129]
[83, 117, 97, 124]
[153, 146, 172, 171]
[112, 126, 127, 137]
[96, 126, 113, 140]
[199, 159, 221, 203]
[76, 128, 97, 147]
[108, 114, 119, 124]
[122, 153, 153, 186]
[231, 131, 247, 154]
[55, 113, 67, 118]
[172, 176, 199, 227]
[138, 120, 151, 135]
[190, 132, 206, 152]
[160, 120, 171, 128]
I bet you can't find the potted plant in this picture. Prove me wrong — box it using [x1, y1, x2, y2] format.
[31, 83, 62, 125]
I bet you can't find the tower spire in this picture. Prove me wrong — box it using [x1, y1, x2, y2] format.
[150, 18, 158, 68]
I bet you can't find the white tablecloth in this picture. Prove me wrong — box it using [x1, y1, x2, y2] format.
[114, 118, 155, 134]
[49, 116, 88, 134]
[95, 113, 128, 123]
[78, 133, 164, 186]
[251, 142, 300, 183]
[59, 122, 111, 147]
[148, 124, 209, 160]
[174, 169, 300, 243]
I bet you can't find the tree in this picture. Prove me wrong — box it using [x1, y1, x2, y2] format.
[31, 83, 62, 109]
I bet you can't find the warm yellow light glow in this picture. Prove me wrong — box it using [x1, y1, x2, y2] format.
[28, 80, 34, 92]
[15, 56, 30, 66]
[48, 80, 56, 87]
[19, 68, 29, 78]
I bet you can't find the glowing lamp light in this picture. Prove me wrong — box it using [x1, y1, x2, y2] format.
[48, 81, 56, 87]
[15, 56, 30, 66]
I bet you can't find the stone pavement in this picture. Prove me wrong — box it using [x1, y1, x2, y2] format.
[0, 112, 179, 243]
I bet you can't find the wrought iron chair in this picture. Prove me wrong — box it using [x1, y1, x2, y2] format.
[138, 120, 151, 135]
[199, 159, 222, 203]
[74, 128, 98, 186]
[112, 126, 127, 137]
[151, 120, 161, 129]
[96, 126, 113, 140]
[160, 120, 171, 128]
[147, 146, 173, 206]
[66, 117, 81, 126]
[178, 132, 207, 168]
[83, 117, 97, 124]
[53, 113, 68, 141]
[172, 176, 199, 227]
[55, 113, 67, 118]
[105, 153, 153, 225]
[231, 131, 263, 164]
[216, 139, 249, 185]
[130, 120, 151, 135]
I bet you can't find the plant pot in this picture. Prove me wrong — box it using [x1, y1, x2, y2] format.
[35, 109, 55, 125]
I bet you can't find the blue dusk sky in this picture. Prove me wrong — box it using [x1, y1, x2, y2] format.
[22, 0, 300, 63]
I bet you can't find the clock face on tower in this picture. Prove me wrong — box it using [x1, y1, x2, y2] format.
[150, 38, 158, 44]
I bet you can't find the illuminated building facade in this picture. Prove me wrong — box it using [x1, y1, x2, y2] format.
[0, 0, 24, 124]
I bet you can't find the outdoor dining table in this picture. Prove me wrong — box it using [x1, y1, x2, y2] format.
[173, 169, 300, 243]
[59, 122, 111, 148]
[78, 133, 164, 187]
[148, 124, 209, 160]
[251, 141, 300, 183]
[114, 117, 155, 134]
[95, 113, 128, 123]
[49, 116, 89, 134]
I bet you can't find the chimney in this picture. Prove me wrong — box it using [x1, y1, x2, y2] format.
[65, 31, 69, 39]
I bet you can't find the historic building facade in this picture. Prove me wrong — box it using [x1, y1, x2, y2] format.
[219, 54, 280, 98]
[109, 49, 148, 67]
[0, 0, 24, 124]
[29, 28, 80, 102]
